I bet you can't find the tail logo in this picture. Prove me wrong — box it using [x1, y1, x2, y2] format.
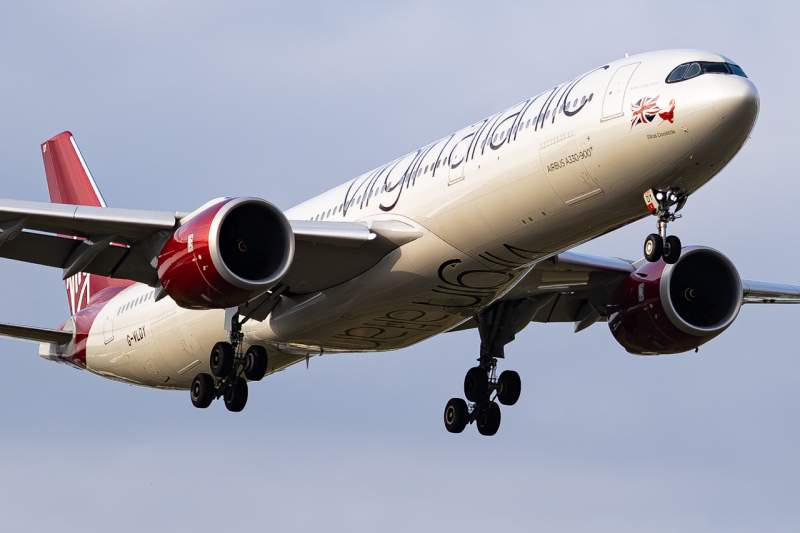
[66, 273, 91, 315]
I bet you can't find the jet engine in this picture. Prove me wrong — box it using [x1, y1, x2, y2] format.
[607, 246, 743, 355]
[157, 197, 294, 309]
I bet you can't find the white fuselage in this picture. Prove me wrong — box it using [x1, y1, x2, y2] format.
[63, 49, 759, 389]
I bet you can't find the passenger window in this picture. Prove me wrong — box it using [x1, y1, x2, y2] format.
[588, 93, 593, 101]
[526, 119, 530, 127]
[565, 101, 570, 110]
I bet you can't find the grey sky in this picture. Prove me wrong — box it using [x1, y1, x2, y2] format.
[1, 1, 799, 531]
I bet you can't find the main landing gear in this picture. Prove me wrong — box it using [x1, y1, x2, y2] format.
[642, 188, 686, 264]
[444, 301, 523, 436]
[189, 312, 268, 412]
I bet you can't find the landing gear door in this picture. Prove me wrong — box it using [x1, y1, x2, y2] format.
[602, 63, 639, 120]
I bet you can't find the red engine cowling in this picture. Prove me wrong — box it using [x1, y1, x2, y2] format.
[607, 246, 743, 355]
[157, 197, 294, 309]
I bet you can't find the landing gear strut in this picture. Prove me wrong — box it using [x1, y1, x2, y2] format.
[643, 188, 686, 264]
[189, 311, 268, 412]
[443, 300, 523, 436]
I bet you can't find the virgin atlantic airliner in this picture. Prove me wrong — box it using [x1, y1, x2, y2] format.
[1, 49, 794, 435]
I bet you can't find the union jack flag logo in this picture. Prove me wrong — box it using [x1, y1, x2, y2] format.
[630, 96, 661, 129]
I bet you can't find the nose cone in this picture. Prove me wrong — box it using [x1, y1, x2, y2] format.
[713, 76, 759, 136]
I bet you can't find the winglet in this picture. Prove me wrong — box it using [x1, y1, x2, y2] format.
[41, 131, 107, 207]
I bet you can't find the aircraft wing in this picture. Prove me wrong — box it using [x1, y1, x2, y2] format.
[453, 250, 800, 334]
[741, 279, 800, 303]
[0, 198, 420, 293]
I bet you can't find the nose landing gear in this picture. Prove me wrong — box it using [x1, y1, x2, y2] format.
[643, 188, 686, 264]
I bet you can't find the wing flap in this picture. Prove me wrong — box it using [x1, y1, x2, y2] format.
[0, 231, 79, 268]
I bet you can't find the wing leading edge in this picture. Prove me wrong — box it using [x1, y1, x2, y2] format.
[452, 251, 800, 334]
[0, 197, 422, 294]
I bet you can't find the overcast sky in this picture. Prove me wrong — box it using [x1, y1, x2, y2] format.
[1, 1, 799, 531]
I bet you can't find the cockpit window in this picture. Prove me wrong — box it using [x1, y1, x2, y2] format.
[667, 64, 688, 82]
[728, 63, 746, 77]
[666, 61, 747, 83]
[684, 62, 703, 79]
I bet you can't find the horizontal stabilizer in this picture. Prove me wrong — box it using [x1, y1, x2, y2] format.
[0, 322, 72, 344]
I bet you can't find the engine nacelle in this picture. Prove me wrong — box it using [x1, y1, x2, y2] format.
[157, 197, 294, 309]
[607, 246, 743, 355]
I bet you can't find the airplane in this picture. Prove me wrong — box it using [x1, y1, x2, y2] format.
[1, 49, 796, 436]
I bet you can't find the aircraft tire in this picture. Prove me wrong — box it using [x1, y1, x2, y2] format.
[224, 377, 248, 412]
[210, 341, 234, 378]
[444, 398, 469, 433]
[190, 373, 215, 409]
[244, 345, 269, 381]
[497, 370, 521, 406]
[477, 402, 501, 436]
[663, 235, 682, 264]
[644, 234, 663, 262]
[464, 366, 489, 403]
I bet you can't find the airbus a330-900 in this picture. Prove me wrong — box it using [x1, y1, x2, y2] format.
[0, 49, 794, 436]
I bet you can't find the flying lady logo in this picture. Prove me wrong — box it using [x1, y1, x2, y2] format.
[66, 272, 90, 315]
[631, 96, 676, 129]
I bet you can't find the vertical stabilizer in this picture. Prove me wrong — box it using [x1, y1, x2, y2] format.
[41, 132, 132, 315]
[41, 131, 107, 207]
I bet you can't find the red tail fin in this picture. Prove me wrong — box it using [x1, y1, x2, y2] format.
[41, 132, 133, 315]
